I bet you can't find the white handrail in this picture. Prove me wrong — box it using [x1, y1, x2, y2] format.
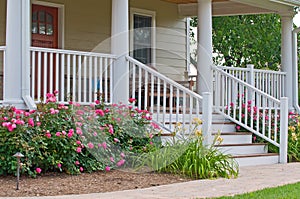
[30, 47, 115, 105]
[216, 65, 286, 100]
[0, 46, 6, 50]
[126, 55, 204, 135]
[30, 47, 117, 58]
[213, 65, 288, 163]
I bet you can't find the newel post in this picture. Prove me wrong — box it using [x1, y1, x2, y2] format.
[247, 64, 255, 102]
[202, 92, 212, 146]
[280, 97, 288, 164]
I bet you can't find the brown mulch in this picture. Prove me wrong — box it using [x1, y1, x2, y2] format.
[0, 170, 190, 197]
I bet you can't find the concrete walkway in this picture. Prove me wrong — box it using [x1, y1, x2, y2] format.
[3, 163, 300, 199]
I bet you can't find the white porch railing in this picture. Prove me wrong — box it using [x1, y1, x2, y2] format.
[126, 56, 208, 135]
[0, 46, 5, 101]
[213, 65, 288, 163]
[217, 65, 286, 100]
[30, 47, 116, 104]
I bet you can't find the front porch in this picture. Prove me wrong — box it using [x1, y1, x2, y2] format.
[1, 0, 300, 165]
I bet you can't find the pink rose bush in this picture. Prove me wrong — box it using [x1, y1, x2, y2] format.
[0, 92, 161, 177]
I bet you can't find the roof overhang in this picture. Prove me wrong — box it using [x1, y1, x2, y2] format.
[161, 0, 298, 16]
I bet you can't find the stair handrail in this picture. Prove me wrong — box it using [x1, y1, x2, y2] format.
[212, 65, 288, 163]
[126, 55, 206, 137]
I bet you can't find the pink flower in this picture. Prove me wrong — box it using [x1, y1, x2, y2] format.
[76, 128, 83, 135]
[230, 102, 234, 107]
[75, 161, 80, 165]
[36, 168, 42, 174]
[236, 126, 241, 131]
[129, 98, 136, 103]
[110, 157, 115, 162]
[53, 90, 59, 95]
[62, 131, 66, 135]
[108, 125, 114, 134]
[57, 163, 62, 168]
[87, 142, 94, 149]
[120, 152, 125, 158]
[76, 140, 81, 145]
[79, 167, 84, 172]
[113, 138, 120, 143]
[67, 129, 74, 138]
[116, 159, 125, 167]
[50, 108, 59, 114]
[93, 132, 97, 137]
[76, 147, 82, 153]
[55, 132, 61, 136]
[95, 100, 100, 105]
[105, 166, 111, 171]
[28, 118, 34, 127]
[36, 122, 41, 126]
[45, 131, 51, 138]
[150, 141, 153, 145]
[102, 142, 107, 150]
[95, 109, 105, 116]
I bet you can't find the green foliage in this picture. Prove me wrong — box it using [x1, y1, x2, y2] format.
[0, 93, 160, 177]
[132, 120, 239, 179]
[191, 14, 282, 69]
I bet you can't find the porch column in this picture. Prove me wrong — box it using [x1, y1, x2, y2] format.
[280, 13, 294, 110]
[111, 0, 129, 104]
[197, 0, 213, 94]
[4, 0, 35, 109]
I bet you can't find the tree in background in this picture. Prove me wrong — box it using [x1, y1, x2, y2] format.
[191, 14, 282, 70]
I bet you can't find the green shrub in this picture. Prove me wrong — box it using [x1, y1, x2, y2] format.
[131, 120, 239, 179]
[0, 93, 160, 177]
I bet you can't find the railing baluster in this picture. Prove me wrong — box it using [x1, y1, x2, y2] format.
[31, 51, 35, 99]
[72, 55, 77, 101]
[144, 71, 148, 110]
[49, 52, 53, 93]
[93, 56, 98, 102]
[78, 55, 82, 102]
[138, 67, 142, 110]
[104, 58, 108, 103]
[67, 54, 71, 99]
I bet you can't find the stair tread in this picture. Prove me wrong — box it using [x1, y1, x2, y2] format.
[215, 143, 266, 147]
[232, 153, 279, 158]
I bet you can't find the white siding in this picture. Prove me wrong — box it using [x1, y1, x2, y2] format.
[130, 0, 187, 81]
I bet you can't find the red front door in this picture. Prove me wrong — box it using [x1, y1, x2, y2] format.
[32, 5, 58, 99]
[32, 4, 58, 48]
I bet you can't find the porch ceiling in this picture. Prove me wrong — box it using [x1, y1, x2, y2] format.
[161, 0, 296, 16]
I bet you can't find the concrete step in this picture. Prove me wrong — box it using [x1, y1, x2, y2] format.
[233, 153, 279, 167]
[213, 132, 252, 145]
[215, 143, 268, 155]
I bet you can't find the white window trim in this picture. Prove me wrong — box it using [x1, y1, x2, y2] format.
[130, 8, 156, 65]
[31, 0, 65, 49]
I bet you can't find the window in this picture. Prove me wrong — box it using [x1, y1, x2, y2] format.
[32, 10, 54, 36]
[133, 14, 152, 64]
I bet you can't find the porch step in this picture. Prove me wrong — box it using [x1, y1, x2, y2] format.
[212, 132, 252, 145]
[215, 143, 268, 155]
[233, 153, 279, 167]
[157, 112, 279, 167]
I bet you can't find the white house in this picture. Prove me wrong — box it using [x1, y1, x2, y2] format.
[1, 0, 300, 166]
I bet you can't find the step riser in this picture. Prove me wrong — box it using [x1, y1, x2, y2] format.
[211, 124, 236, 133]
[156, 114, 230, 123]
[217, 145, 268, 155]
[217, 134, 252, 145]
[234, 156, 279, 167]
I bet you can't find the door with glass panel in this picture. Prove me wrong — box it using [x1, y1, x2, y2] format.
[31, 4, 58, 99]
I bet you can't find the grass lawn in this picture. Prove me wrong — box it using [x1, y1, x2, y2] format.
[214, 182, 300, 199]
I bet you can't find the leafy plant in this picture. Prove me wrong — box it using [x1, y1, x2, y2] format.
[131, 119, 239, 179]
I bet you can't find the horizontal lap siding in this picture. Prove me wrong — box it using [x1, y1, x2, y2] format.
[40, 0, 111, 53]
[130, 0, 187, 81]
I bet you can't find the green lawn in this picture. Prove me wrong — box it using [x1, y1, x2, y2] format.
[214, 182, 300, 199]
